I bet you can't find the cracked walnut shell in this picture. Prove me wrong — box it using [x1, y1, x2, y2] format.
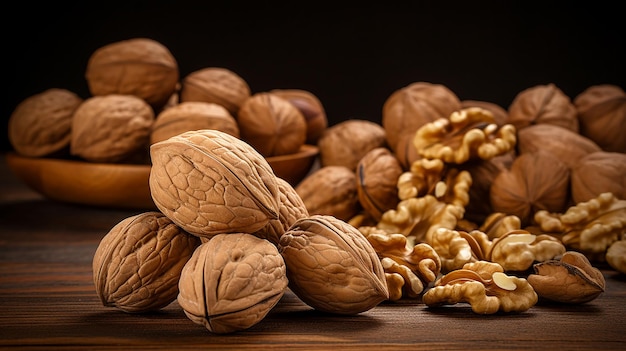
[93, 211, 200, 313]
[149, 129, 280, 238]
[85, 38, 179, 109]
[279, 215, 389, 314]
[178, 233, 288, 334]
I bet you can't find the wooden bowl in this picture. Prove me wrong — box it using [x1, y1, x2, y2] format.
[5, 144, 318, 209]
[266, 144, 319, 186]
[5, 152, 155, 209]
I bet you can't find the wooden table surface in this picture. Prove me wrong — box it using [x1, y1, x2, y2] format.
[1, 152, 625, 351]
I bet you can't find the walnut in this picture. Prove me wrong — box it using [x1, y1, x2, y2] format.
[506, 83, 578, 133]
[295, 165, 360, 221]
[178, 233, 288, 334]
[413, 107, 517, 164]
[179, 67, 251, 117]
[317, 119, 387, 171]
[70, 94, 155, 163]
[93, 211, 200, 313]
[358, 226, 441, 300]
[478, 212, 522, 239]
[490, 151, 571, 227]
[252, 177, 309, 247]
[150, 101, 239, 145]
[149, 129, 280, 238]
[534, 192, 626, 258]
[382, 82, 461, 153]
[237, 92, 307, 157]
[606, 240, 626, 274]
[8, 88, 83, 157]
[528, 251, 605, 304]
[571, 151, 626, 204]
[85, 38, 179, 110]
[356, 147, 403, 221]
[422, 261, 538, 314]
[460, 100, 508, 126]
[517, 124, 601, 170]
[394, 132, 422, 170]
[278, 215, 389, 314]
[574, 84, 626, 153]
[270, 88, 328, 145]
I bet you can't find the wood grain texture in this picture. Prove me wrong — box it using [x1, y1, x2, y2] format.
[1, 153, 625, 351]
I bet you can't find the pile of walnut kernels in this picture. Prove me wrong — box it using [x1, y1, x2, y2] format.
[8, 37, 626, 334]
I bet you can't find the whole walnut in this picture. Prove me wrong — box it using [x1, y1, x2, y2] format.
[356, 147, 403, 221]
[71, 94, 155, 163]
[507, 83, 578, 133]
[317, 119, 387, 171]
[295, 165, 360, 222]
[150, 101, 239, 144]
[93, 211, 200, 313]
[85, 38, 179, 110]
[179, 67, 251, 117]
[490, 151, 570, 227]
[574, 84, 626, 153]
[382, 82, 461, 153]
[237, 92, 307, 157]
[8, 88, 83, 157]
[571, 151, 626, 203]
[270, 88, 328, 145]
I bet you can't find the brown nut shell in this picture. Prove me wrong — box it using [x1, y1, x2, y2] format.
[382, 82, 461, 153]
[295, 165, 360, 221]
[571, 151, 626, 203]
[270, 88, 328, 145]
[507, 83, 578, 133]
[92, 211, 200, 313]
[149, 129, 280, 238]
[85, 38, 179, 109]
[179, 67, 251, 117]
[574, 84, 626, 153]
[178, 233, 288, 334]
[278, 215, 389, 314]
[150, 101, 239, 144]
[317, 119, 387, 171]
[237, 92, 307, 157]
[70, 94, 155, 163]
[8, 88, 83, 157]
[356, 147, 403, 221]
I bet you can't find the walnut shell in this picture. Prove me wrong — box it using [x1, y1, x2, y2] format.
[92, 211, 200, 313]
[507, 83, 578, 132]
[317, 119, 387, 171]
[295, 165, 360, 221]
[356, 147, 403, 221]
[70, 94, 155, 163]
[574, 84, 626, 153]
[517, 124, 601, 170]
[85, 38, 179, 109]
[149, 129, 280, 238]
[8, 88, 83, 157]
[278, 215, 389, 314]
[150, 101, 239, 144]
[571, 151, 626, 204]
[270, 88, 328, 145]
[178, 233, 288, 334]
[237, 92, 307, 157]
[490, 151, 570, 227]
[382, 82, 461, 153]
[179, 67, 251, 117]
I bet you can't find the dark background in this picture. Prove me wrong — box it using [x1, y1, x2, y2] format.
[3, 1, 625, 152]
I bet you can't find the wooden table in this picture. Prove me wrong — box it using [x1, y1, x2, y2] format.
[1, 152, 625, 350]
